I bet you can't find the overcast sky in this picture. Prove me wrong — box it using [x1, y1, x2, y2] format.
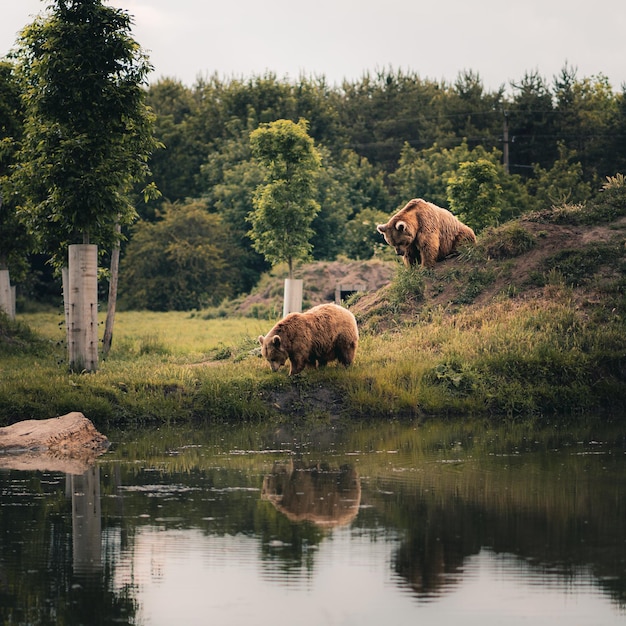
[2, 0, 625, 92]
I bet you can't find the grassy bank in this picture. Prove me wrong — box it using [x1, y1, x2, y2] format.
[1, 195, 625, 428]
[0, 281, 624, 428]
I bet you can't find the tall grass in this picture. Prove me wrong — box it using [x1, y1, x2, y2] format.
[2, 275, 625, 428]
[343, 288, 626, 419]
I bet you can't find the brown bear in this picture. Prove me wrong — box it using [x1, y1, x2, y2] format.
[258, 303, 358, 376]
[377, 198, 476, 268]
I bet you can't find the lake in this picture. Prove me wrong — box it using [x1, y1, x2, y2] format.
[1, 418, 625, 625]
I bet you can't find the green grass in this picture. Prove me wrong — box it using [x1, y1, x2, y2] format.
[1, 294, 624, 429]
[3, 182, 626, 429]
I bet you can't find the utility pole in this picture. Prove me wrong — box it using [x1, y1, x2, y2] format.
[502, 110, 510, 174]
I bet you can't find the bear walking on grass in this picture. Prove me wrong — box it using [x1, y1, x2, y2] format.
[377, 198, 476, 268]
[258, 303, 358, 376]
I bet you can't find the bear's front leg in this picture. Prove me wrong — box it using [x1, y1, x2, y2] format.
[418, 234, 439, 267]
[403, 243, 421, 267]
[288, 355, 307, 376]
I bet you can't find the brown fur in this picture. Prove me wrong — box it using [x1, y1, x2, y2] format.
[377, 198, 476, 267]
[258, 303, 358, 376]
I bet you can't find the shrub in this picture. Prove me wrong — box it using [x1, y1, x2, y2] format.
[479, 222, 536, 259]
[388, 265, 426, 307]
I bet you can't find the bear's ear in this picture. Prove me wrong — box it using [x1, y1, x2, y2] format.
[271, 335, 281, 348]
[396, 220, 407, 232]
[258, 335, 265, 346]
[376, 223, 388, 234]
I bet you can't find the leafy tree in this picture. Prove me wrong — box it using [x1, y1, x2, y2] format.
[528, 142, 591, 208]
[344, 207, 391, 260]
[13, 0, 160, 263]
[507, 70, 558, 175]
[554, 67, 620, 181]
[119, 200, 234, 311]
[447, 159, 503, 232]
[248, 118, 321, 278]
[0, 61, 31, 279]
[200, 129, 268, 293]
[391, 140, 501, 206]
[144, 78, 204, 210]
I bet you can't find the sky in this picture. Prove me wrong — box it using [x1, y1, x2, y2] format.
[2, 0, 626, 92]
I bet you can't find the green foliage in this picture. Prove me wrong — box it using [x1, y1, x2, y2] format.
[344, 207, 391, 260]
[388, 265, 426, 307]
[248, 119, 321, 277]
[6, 55, 626, 305]
[391, 140, 500, 207]
[602, 173, 626, 190]
[540, 242, 625, 287]
[528, 142, 592, 208]
[13, 0, 160, 264]
[527, 180, 626, 226]
[119, 199, 236, 310]
[452, 268, 496, 304]
[447, 159, 503, 232]
[0, 61, 32, 276]
[478, 222, 536, 259]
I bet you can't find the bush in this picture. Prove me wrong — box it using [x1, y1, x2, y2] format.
[389, 265, 426, 307]
[479, 222, 536, 259]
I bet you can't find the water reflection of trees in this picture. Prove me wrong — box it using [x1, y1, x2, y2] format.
[2, 420, 626, 621]
[0, 465, 137, 625]
[366, 452, 626, 606]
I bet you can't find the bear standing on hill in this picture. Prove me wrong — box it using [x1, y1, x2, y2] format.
[377, 198, 476, 268]
[258, 303, 358, 376]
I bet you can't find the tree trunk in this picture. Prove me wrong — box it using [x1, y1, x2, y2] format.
[62, 267, 70, 347]
[0, 269, 14, 319]
[67, 244, 99, 372]
[102, 225, 120, 357]
[282, 278, 303, 317]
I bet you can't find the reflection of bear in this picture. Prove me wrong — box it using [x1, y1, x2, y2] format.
[258, 303, 358, 376]
[377, 198, 476, 268]
[261, 460, 361, 528]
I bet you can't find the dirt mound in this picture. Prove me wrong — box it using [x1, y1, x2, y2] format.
[231, 209, 626, 331]
[349, 213, 626, 329]
[234, 259, 395, 316]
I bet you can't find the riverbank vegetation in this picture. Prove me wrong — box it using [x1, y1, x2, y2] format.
[1, 194, 625, 427]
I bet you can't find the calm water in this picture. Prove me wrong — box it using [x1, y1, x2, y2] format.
[1, 418, 625, 625]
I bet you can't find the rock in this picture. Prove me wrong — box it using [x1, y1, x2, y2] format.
[0, 412, 109, 473]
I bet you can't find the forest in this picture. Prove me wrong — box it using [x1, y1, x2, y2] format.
[2, 60, 626, 311]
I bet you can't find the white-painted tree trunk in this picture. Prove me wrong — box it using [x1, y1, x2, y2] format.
[67, 244, 98, 372]
[0, 269, 14, 319]
[62, 267, 70, 348]
[282, 278, 303, 317]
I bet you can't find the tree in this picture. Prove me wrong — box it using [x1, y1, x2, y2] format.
[248, 118, 321, 278]
[14, 0, 158, 254]
[13, 0, 160, 370]
[0, 61, 31, 317]
[447, 159, 503, 232]
[344, 207, 391, 260]
[508, 70, 558, 175]
[119, 200, 234, 311]
[199, 128, 268, 294]
[528, 142, 592, 208]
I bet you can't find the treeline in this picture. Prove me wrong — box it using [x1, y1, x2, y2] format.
[5, 64, 626, 311]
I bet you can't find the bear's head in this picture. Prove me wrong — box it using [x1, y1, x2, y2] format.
[376, 217, 417, 257]
[258, 333, 289, 372]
